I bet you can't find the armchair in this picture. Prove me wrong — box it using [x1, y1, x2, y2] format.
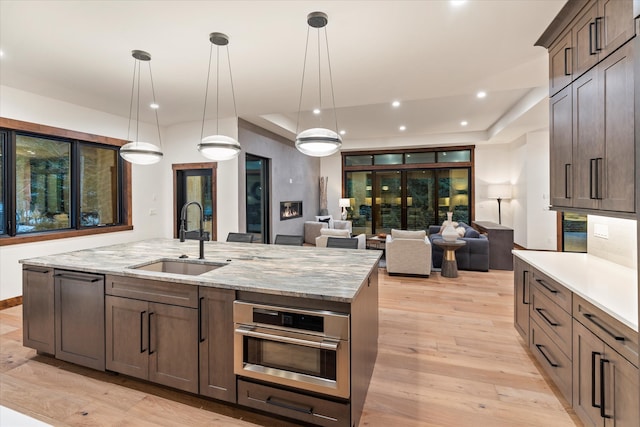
[304, 216, 352, 245]
[385, 229, 432, 277]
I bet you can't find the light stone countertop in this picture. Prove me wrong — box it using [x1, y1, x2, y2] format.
[513, 250, 638, 331]
[20, 238, 381, 303]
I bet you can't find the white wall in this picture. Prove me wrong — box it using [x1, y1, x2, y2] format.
[587, 215, 637, 269]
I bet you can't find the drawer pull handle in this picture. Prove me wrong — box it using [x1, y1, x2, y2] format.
[591, 351, 601, 409]
[23, 267, 50, 273]
[148, 312, 155, 355]
[54, 273, 102, 283]
[600, 358, 612, 419]
[583, 313, 625, 341]
[522, 270, 530, 305]
[535, 344, 558, 367]
[266, 396, 313, 415]
[198, 296, 205, 343]
[535, 308, 558, 327]
[535, 278, 557, 294]
[140, 311, 147, 353]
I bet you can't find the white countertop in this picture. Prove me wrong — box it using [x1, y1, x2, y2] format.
[513, 250, 638, 332]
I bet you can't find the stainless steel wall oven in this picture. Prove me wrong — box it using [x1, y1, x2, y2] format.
[234, 301, 350, 399]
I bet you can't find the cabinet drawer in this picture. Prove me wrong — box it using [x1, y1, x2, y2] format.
[531, 269, 572, 313]
[530, 284, 572, 359]
[106, 275, 198, 308]
[238, 380, 350, 427]
[573, 294, 638, 368]
[530, 319, 573, 404]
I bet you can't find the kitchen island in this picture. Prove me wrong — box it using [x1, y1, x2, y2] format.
[20, 238, 381, 427]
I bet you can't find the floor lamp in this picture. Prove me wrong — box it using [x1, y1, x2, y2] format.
[488, 184, 512, 224]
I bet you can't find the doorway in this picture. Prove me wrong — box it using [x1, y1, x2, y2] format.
[173, 163, 217, 241]
[246, 154, 270, 243]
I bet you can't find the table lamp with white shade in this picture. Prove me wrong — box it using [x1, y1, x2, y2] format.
[339, 198, 351, 220]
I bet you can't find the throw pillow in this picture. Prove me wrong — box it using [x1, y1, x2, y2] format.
[455, 226, 466, 237]
[315, 215, 334, 229]
[464, 228, 480, 238]
[391, 229, 426, 239]
[320, 228, 350, 238]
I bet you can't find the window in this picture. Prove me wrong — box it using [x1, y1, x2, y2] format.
[16, 135, 71, 233]
[344, 146, 474, 235]
[0, 118, 132, 244]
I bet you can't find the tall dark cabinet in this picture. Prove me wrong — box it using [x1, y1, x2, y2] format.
[538, 0, 636, 216]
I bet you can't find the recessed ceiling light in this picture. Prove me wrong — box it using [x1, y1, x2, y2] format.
[150, 103, 159, 109]
[313, 108, 321, 115]
[399, 125, 406, 131]
[339, 130, 346, 135]
[0, 50, 4, 58]
[451, 0, 467, 7]
[460, 121, 468, 126]
[476, 91, 487, 99]
[392, 101, 400, 108]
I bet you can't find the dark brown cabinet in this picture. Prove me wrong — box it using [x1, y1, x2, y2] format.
[550, 42, 634, 213]
[105, 275, 199, 394]
[472, 221, 514, 270]
[541, 0, 635, 215]
[513, 257, 530, 343]
[198, 286, 236, 403]
[573, 319, 639, 427]
[54, 270, 105, 371]
[22, 266, 55, 355]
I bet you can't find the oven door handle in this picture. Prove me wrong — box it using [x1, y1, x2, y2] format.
[235, 326, 340, 350]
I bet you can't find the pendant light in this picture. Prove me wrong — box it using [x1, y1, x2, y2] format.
[119, 50, 164, 165]
[295, 11, 342, 157]
[198, 32, 241, 161]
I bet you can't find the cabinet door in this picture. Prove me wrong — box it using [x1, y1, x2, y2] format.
[573, 1, 600, 78]
[22, 267, 55, 355]
[148, 302, 199, 393]
[199, 287, 236, 402]
[105, 295, 148, 380]
[572, 66, 603, 210]
[573, 319, 606, 427]
[54, 271, 105, 371]
[549, 86, 574, 208]
[602, 346, 639, 427]
[599, 42, 634, 212]
[549, 30, 573, 96]
[598, 0, 635, 59]
[513, 258, 530, 343]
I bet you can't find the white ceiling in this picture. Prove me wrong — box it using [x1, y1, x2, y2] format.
[0, 0, 566, 147]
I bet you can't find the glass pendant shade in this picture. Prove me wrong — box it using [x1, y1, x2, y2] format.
[120, 50, 164, 165]
[295, 12, 342, 158]
[120, 141, 163, 165]
[295, 128, 342, 157]
[198, 135, 241, 161]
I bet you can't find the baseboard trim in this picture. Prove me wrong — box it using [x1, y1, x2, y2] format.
[0, 296, 22, 310]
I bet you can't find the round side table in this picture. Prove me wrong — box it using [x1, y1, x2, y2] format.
[433, 239, 466, 278]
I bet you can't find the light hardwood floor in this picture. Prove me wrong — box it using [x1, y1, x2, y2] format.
[0, 268, 582, 426]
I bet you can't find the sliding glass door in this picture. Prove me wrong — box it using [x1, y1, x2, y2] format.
[345, 167, 470, 235]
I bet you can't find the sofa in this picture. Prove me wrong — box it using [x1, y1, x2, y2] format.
[385, 229, 432, 277]
[428, 223, 490, 272]
[303, 216, 352, 245]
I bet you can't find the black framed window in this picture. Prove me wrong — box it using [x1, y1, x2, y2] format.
[1, 127, 126, 239]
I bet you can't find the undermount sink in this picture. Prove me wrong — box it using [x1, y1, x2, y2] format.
[130, 258, 226, 276]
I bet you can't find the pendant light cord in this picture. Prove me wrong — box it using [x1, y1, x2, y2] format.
[127, 60, 136, 143]
[295, 26, 311, 135]
[201, 42, 214, 140]
[216, 44, 220, 134]
[226, 46, 238, 120]
[324, 29, 339, 134]
[147, 61, 163, 148]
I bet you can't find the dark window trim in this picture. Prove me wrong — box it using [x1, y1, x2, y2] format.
[342, 145, 476, 228]
[0, 117, 132, 246]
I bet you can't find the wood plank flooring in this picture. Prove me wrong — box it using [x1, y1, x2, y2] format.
[0, 268, 582, 426]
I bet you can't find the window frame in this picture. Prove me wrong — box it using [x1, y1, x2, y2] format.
[0, 117, 132, 246]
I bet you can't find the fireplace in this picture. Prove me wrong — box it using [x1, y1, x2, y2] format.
[280, 201, 302, 221]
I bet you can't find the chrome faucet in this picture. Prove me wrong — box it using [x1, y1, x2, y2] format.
[179, 201, 206, 260]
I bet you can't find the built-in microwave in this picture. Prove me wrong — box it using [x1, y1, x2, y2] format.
[233, 301, 350, 399]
